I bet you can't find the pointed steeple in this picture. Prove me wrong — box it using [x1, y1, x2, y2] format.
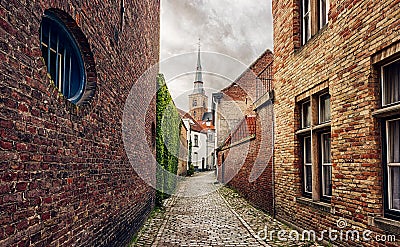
[193, 39, 205, 94]
[195, 40, 202, 83]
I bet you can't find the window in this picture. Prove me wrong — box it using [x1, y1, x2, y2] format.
[300, 0, 329, 45]
[319, 0, 329, 29]
[303, 137, 312, 194]
[301, 0, 311, 45]
[40, 11, 86, 104]
[193, 99, 197, 107]
[208, 133, 214, 142]
[302, 100, 311, 128]
[387, 119, 400, 211]
[382, 58, 400, 106]
[194, 152, 198, 166]
[376, 57, 400, 219]
[319, 93, 331, 123]
[194, 135, 198, 147]
[297, 90, 332, 201]
[321, 133, 332, 197]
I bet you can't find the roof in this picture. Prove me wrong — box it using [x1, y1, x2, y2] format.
[177, 108, 204, 132]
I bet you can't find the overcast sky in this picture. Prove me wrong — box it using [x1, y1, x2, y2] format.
[160, 0, 273, 111]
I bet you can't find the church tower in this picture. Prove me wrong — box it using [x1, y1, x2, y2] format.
[189, 42, 208, 121]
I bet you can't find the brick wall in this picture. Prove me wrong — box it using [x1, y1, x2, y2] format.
[216, 50, 274, 215]
[0, 1, 159, 246]
[273, 0, 400, 246]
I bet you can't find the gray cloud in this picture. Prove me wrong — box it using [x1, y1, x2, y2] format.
[160, 0, 273, 111]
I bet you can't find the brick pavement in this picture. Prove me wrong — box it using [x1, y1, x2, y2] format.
[133, 172, 323, 247]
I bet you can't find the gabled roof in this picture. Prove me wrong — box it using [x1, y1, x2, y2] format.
[177, 108, 204, 132]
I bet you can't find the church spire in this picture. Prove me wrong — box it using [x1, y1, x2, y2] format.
[195, 39, 203, 83]
[192, 39, 205, 94]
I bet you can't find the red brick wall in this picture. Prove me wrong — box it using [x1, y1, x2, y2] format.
[273, 0, 400, 246]
[218, 104, 274, 215]
[217, 50, 275, 215]
[0, 1, 159, 246]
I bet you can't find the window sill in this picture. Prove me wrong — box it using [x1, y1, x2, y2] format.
[296, 197, 331, 213]
[372, 104, 400, 118]
[374, 217, 400, 235]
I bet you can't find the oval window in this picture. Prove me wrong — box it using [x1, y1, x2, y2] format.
[40, 11, 86, 104]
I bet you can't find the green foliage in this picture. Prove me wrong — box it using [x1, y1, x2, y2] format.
[156, 73, 181, 206]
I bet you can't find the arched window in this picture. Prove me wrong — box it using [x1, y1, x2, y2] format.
[40, 10, 88, 104]
[193, 99, 197, 106]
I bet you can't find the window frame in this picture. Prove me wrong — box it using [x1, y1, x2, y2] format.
[386, 118, 400, 214]
[321, 132, 332, 199]
[303, 136, 312, 196]
[194, 134, 199, 147]
[318, 0, 329, 29]
[381, 57, 400, 107]
[319, 93, 331, 124]
[40, 12, 86, 104]
[301, 100, 311, 129]
[301, 0, 311, 45]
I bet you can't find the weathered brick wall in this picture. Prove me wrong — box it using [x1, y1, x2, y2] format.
[219, 105, 274, 215]
[216, 50, 275, 215]
[273, 0, 399, 246]
[216, 50, 273, 147]
[0, 1, 159, 246]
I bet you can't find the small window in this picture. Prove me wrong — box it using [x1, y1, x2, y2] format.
[303, 136, 312, 194]
[301, 101, 311, 128]
[321, 133, 332, 197]
[193, 99, 197, 107]
[40, 11, 87, 104]
[319, 93, 331, 124]
[319, 0, 329, 29]
[387, 119, 400, 211]
[301, 0, 311, 45]
[382, 58, 400, 106]
[194, 135, 199, 147]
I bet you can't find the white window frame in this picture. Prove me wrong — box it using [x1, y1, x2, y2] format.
[386, 118, 400, 211]
[381, 57, 400, 107]
[301, 0, 311, 45]
[319, 93, 331, 124]
[318, 0, 329, 29]
[304, 136, 312, 193]
[301, 100, 311, 129]
[321, 132, 332, 197]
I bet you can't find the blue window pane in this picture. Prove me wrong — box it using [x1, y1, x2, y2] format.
[40, 11, 85, 104]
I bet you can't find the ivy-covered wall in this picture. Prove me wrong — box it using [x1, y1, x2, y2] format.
[156, 74, 181, 205]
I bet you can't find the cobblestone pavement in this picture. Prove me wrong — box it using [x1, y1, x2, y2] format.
[133, 172, 322, 247]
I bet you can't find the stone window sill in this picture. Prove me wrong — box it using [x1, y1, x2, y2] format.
[374, 217, 400, 235]
[296, 197, 331, 213]
[372, 104, 400, 118]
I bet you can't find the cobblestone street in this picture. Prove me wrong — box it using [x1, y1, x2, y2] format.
[133, 172, 322, 247]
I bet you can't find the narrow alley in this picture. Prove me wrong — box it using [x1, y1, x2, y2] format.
[133, 172, 320, 247]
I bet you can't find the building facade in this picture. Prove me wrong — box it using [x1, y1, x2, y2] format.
[273, 0, 400, 246]
[216, 50, 274, 214]
[0, 1, 159, 246]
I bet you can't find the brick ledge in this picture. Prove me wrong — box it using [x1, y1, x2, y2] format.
[296, 197, 331, 213]
[374, 217, 400, 236]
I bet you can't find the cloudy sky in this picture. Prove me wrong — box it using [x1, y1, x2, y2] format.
[160, 0, 273, 111]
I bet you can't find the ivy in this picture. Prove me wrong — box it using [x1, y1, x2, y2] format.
[156, 74, 181, 206]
